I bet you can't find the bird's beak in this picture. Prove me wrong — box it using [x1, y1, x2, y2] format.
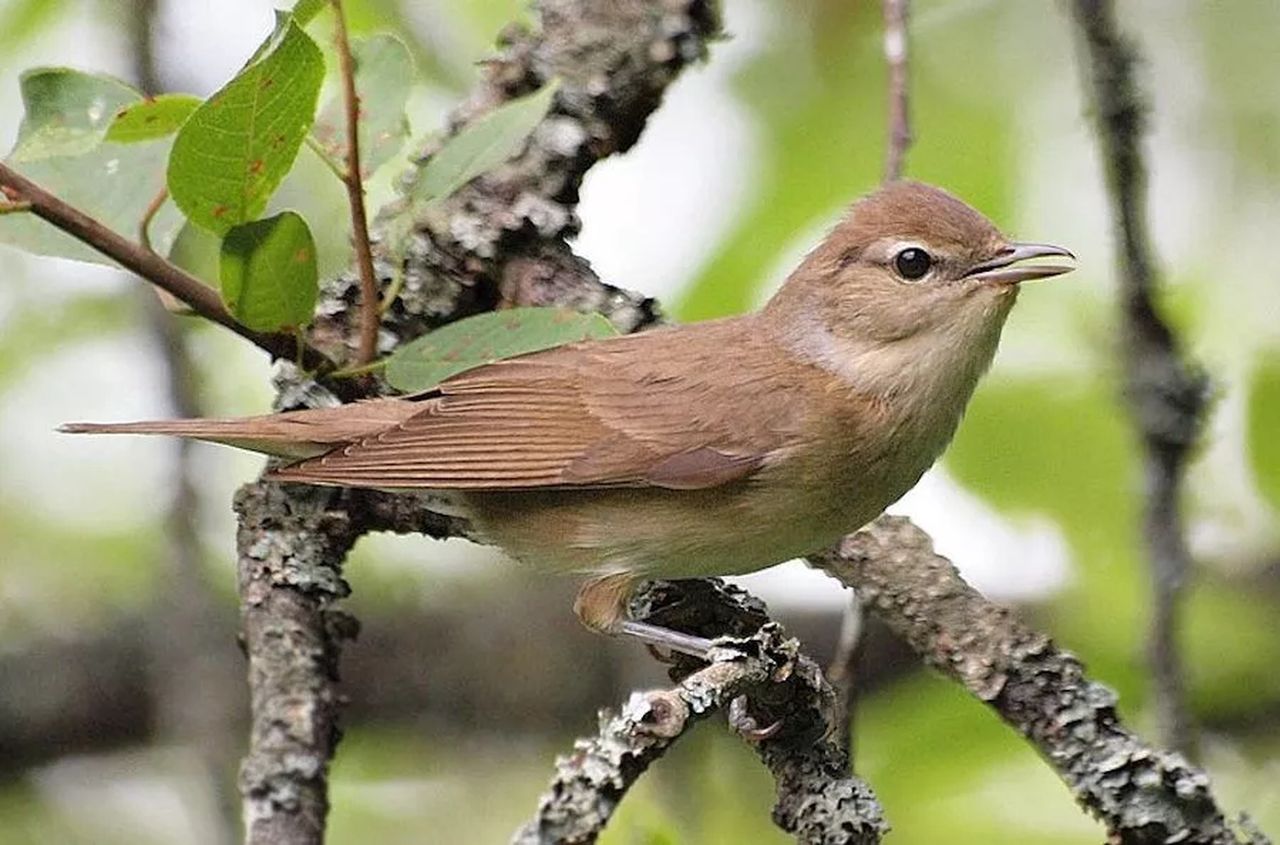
[963, 242, 1076, 285]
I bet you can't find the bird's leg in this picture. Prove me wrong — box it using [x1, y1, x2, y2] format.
[574, 573, 718, 659]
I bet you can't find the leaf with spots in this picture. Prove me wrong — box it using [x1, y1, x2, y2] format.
[167, 19, 324, 235]
[0, 69, 183, 263]
[312, 34, 413, 179]
[385, 307, 619, 393]
[219, 211, 318, 331]
[105, 94, 202, 143]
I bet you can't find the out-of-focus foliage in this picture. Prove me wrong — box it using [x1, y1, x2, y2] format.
[0, 0, 1277, 843]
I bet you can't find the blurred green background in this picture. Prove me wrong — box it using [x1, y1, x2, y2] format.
[0, 0, 1277, 842]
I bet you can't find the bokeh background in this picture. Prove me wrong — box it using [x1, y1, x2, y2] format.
[1, 0, 1278, 842]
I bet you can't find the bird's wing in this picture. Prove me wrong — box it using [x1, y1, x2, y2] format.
[268, 320, 804, 491]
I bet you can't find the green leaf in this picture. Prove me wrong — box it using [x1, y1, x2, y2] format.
[168, 20, 325, 235]
[312, 34, 413, 178]
[104, 94, 202, 143]
[168, 220, 221, 285]
[385, 307, 619, 392]
[292, 0, 327, 26]
[219, 211, 318, 331]
[408, 80, 558, 205]
[9, 68, 140, 161]
[1246, 355, 1280, 512]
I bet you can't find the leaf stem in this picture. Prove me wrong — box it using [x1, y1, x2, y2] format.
[330, 0, 381, 365]
[139, 185, 168, 251]
[0, 161, 337, 374]
[303, 134, 348, 183]
[328, 356, 389, 379]
[0, 200, 32, 215]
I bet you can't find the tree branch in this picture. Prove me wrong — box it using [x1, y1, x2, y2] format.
[1068, 0, 1210, 759]
[881, 0, 911, 182]
[515, 581, 886, 845]
[0, 163, 337, 374]
[809, 516, 1268, 845]
[235, 482, 361, 845]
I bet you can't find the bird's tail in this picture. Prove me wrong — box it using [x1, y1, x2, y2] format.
[60, 399, 420, 459]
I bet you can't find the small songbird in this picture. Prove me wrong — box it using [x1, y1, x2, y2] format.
[63, 181, 1073, 655]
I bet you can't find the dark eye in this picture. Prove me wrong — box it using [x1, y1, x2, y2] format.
[894, 247, 932, 280]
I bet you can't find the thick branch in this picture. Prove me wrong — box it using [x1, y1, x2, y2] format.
[1069, 0, 1209, 759]
[810, 516, 1268, 845]
[515, 581, 886, 845]
[235, 482, 361, 845]
[0, 162, 337, 374]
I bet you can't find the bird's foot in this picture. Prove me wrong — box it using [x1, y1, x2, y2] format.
[620, 619, 718, 660]
[727, 694, 783, 743]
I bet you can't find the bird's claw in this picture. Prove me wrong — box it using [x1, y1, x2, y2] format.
[728, 694, 782, 742]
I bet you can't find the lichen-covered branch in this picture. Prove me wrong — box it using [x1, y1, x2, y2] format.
[809, 516, 1268, 845]
[235, 482, 362, 845]
[1068, 0, 1209, 759]
[515, 581, 886, 845]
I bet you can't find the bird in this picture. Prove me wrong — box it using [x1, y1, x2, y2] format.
[63, 181, 1074, 656]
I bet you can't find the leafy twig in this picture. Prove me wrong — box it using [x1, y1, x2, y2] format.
[0, 161, 338, 374]
[329, 0, 382, 365]
[1069, 0, 1209, 760]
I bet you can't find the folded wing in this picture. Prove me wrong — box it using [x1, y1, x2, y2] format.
[269, 319, 797, 491]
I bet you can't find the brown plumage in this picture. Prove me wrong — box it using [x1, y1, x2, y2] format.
[63, 182, 1074, 653]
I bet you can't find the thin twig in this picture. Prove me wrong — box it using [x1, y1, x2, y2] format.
[827, 0, 915, 765]
[810, 517, 1268, 845]
[0, 200, 32, 214]
[1069, 0, 1208, 760]
[0, 162, 337, 374]
[329, 0, 381, 365]
[881, 0, 911, 182]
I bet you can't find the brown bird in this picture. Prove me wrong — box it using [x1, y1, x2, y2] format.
[63, 181, 1073, 655]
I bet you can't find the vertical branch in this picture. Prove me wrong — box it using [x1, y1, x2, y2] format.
[329, 0, 381, 364]
[1068, 0, 1208, 758]
[129, 4, 242, 840]
[828, 0, 914, 762]
[881, 0, 912, 182]
[236, 483, 360, 845]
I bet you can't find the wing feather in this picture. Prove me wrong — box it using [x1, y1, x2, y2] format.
[268, 318, 806, 490]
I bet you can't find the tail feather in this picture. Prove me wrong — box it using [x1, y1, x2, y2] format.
[59, 399, 422, 460]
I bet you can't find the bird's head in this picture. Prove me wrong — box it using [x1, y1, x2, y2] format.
[767, 181, 1074, 351]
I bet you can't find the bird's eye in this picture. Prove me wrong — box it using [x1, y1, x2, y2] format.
[894, 247, 932, 280]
